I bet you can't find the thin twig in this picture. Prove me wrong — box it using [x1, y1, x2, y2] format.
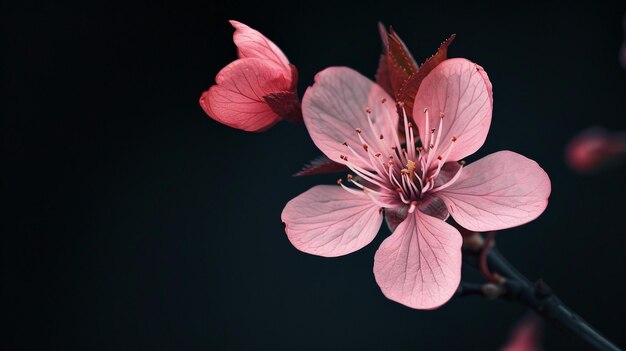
[462, 243, 622, 351]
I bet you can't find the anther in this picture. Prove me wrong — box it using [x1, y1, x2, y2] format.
[429, 144, 434, 149]
[396, 187, 403, 193]
[374, 152, 381, 157]
[355, 128, 362, 134]
[381, 98, 387, 103]
[439, 111, 445, 118]
[431, 128, 435, 134]
[451, 136, 458, 142]
[379, 134, 384, 140]
[340, 155, 348, 161]
[460, 160, 466, 165]
[347, 174, 353, 180]
[398, 101, 405, 107]
[342, 142, 348, 146]
[423, 107, 428, 113]
[408, 122, 413, 129]
[362, 144, 369, 151]
[437, 155, 442, 160]
[337, 178, 343, 184]
[365, 107, 372, 114]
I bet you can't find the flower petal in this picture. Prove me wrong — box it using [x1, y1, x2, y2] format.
[199, 58, 291, 132]
[437, 151, 551, 232]
[229, 20, 291, 77]
[373, 211, 462, 309]
[413, 58, 493, 162]
[302, 67, 398, 169]
[281, 185, 383, 257]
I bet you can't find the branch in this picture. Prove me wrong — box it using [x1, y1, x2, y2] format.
[461, 242, 622, 351]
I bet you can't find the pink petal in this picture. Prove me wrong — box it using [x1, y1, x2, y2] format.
[437, 151, 551, 232]
[229, 20, 291, 77]
[413, 58, 493, 162]
[199, 58, 291, 132]
[302, 67, 398, 169]
[373, 211, 462, 309]
[281, 185, 383, 257]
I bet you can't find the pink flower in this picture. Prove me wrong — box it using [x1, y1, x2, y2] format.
[565, 127, 626, 173]
[199, 21, 300, 132]
[281, 58, 551, 309]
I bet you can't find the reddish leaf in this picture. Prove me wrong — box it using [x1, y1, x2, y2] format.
[375, 25, 455, 120]
[294, 155, 348, 176]
[396, 34, 456, 116]
[375, 23, 418, 98]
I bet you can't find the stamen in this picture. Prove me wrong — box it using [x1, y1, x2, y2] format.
[388, 166, 404, 190]
[430, 135, 459, 179]
[363, 107, 389, 155]
[431, 164, 464, 192]
[363, 189, 396, 208]
[338, 179, 365, 196]
[424, 114, 445, 175]
[344, 162, 388, 188]
[397, 189, 411, 204]
[381, 103, 405, 162]
[401, 106, 416, 160]
[423, 108, 430, 148]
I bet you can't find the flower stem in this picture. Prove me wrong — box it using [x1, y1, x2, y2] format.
[461, 245, 622, 351]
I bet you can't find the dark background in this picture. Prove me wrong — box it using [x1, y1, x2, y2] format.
[3, 0, 625, 349]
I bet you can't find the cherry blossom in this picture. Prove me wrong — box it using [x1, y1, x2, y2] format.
[282, 58, 551, 309]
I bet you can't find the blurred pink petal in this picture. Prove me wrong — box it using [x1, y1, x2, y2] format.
[438, 151, 551, 232]
[199, 21, 299, 132]
[302, 67, 398, 169]
[501, 314, 543, 351]
[373, 211, 462, 309]
[565, 127, 626, 173]
[285, 56, 549, 309]
[281, 185, 383, 257]
[413, 58, 493, 163]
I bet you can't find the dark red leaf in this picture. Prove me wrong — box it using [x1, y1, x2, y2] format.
[396, 34, 456, 116]
[375, 23, 418, 98]
[294, 155, 348, 176]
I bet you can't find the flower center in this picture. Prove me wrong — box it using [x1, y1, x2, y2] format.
[337, 100, 464, 211]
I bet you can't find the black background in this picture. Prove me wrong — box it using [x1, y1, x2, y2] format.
[3, 0, 626, 349]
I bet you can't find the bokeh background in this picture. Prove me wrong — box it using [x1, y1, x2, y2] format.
[3, 0, 625, 349]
